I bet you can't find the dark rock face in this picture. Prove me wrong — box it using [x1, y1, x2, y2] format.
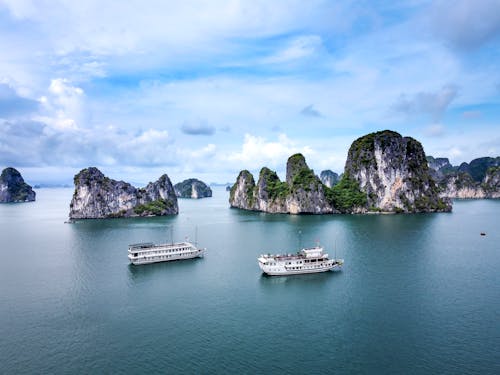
[426, 156, 456, 180]
[229, 130, 453, 214]
[174, 179, 212, 199]
[457, 157, 500, 182]
[436, 167, 500, 199]
[69, 167, 178, 219]
[320, 170, 339, 187]
[427, 156, 500, 198]
[0, 167, 36, 203]
[345, 130, 451, 212]
[229, 155, 335, 214]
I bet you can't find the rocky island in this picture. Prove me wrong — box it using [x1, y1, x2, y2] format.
[0, 167, 36, 203]
[229, 130, 451, 214]
[320, 170, 340, 188]
[230, 154, 335, 214]
[69, 167, 178, 219]
[427, 156, 499, 199]
[174, 179, 212, 199]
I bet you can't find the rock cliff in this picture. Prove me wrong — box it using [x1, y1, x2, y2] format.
[229, 131, 452, 214]
[320, 170, 339, 187]
[0, 167, 36, 203]
[229, 154, 335, 214]
[437, 167, 500, 199]
[69, 167, 178, 219]
[174, 179, 212, 199]
[427, 156, 499, 199]
[344, 130, 451, 212]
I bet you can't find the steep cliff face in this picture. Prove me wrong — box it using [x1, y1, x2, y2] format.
[427, 156, 500, 199]
[438, 172, 487, 199]
[229, 170, 256, 210]
[457, 157, 500, 182]
[320, 170, 339, 188]
[437, 167, 500, 199]
[426, 156, 456, 180]
[69, 167, 178, 219]
[0, 167, 36, 203]
[229, 155, 334, 214]
[483, 167, 500, 198]
[345, 130, 451, 212]
[174, 179, 212, 199]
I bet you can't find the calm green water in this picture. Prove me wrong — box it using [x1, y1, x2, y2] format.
[1, 187, 499, 374]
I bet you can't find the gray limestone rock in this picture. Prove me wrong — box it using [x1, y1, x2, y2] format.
[0, 167, 36, 203]
[174, 179, 212, 199]
[69, 167, 178, 219]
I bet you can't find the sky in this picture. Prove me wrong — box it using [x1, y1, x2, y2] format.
[0, 0, 499, 185]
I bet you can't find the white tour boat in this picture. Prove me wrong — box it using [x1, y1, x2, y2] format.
[258, 246, 343, 276]
[128, 241, 204, 265]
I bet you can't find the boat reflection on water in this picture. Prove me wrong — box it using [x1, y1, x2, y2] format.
[127, 256, 203, 282]
[258, 269, 340, 286]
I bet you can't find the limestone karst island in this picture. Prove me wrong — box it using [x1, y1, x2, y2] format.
[69, 167, 178, 219]
[174, 179, 212, 199]
[0, 167, 36, 203]
[229, 130, 452, 214]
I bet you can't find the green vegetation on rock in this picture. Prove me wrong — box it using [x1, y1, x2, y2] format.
[259, 168, 289, 200]
[133, 199, 173, 215]
[325, 175, 367, 212]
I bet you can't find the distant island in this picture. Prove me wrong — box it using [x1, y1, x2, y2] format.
[229, 130, 451, 214]
[427, 156, 499, 199]
[319, 170, 340, 188]
[0, 167, 36, 203]
[69, 167, 178, 219]
[174, 179, 212, 199]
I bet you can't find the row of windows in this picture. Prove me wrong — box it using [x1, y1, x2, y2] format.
[139, 247, 191, 255]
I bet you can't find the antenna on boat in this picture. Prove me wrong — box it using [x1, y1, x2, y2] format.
[298, 229, 302, 250]
[170, 225, 174, 245]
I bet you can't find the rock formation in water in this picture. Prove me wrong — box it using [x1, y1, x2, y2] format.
[436, 167, 500, 199]
[174, 179, 212, 199]
[229, 130, 452, 214]
[69, 167, 178, 219]
[427, 156, 499, 199]
[229, 154, 335, 214]
[320, 170, 340, 188]
[343, 130, 451, 213]
[0, 167, 36, 203]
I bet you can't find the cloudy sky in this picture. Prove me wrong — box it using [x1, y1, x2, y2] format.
[1, 0, 499, 185]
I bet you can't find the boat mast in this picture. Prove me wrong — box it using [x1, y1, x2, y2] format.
[298, 229, 302, 250]
[195, 225, 198, 246]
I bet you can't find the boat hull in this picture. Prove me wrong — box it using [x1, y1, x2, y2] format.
[259, 261, 342, 276]
[129, 249, 204, 265]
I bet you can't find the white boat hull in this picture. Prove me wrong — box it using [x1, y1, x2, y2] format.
[259, 260, 343, 276]
[129, 248, 204, 265]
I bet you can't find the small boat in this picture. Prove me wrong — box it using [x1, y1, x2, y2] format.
[258, 246, 343, 276]
[480, 232, 486, 236]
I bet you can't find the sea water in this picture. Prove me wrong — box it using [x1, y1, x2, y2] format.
[1, 188, 499, 374]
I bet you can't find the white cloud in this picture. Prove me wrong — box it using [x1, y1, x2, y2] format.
[430, 0, 500, 50]
[263, 35, 323, 64]
[36, 79, 85, 131]
[226, 133, 313, 171]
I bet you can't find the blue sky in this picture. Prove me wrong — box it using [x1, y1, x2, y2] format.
[0, 0, 499, 185]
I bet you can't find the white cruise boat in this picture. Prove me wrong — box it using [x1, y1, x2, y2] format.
[128, 241, 204, 265]
[258, 246, 343, 276]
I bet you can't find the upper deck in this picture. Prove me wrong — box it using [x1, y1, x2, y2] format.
[259, 246, 326, 262]
[128, 242, 196, 254]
